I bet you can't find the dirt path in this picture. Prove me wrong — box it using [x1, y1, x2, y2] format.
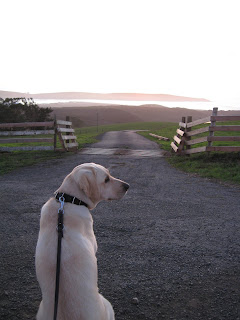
[90, 130, 160, 150]
[81, 131, 165, 158]
[0, 132, 240, 320]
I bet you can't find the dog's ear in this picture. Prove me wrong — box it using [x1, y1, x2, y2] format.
[73, 168, 91, 197]
[73, 168, 100, 203]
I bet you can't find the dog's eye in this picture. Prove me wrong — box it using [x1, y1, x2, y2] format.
[105, 176, 110, 183]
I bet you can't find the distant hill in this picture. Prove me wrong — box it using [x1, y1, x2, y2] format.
[47, 102, 238, 127]
[0, 90, 28, 99]
[0, 90, 209, 102]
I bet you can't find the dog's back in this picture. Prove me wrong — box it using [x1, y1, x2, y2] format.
[35, 198, 114, 320]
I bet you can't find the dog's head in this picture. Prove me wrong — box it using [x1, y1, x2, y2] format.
[66, 163, 129, 209]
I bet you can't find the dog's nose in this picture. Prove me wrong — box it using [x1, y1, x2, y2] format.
[123, 182, 130, 191]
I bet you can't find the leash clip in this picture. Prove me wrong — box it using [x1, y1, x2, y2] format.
[57, 195, 65, 236]
[58, 195, 65, 213]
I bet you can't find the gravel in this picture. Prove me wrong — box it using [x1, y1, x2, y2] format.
[0, 132, 240, 320]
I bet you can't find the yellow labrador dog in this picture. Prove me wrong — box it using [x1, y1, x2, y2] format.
[35, 163, 129, 320]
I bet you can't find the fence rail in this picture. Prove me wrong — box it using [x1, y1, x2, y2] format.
[171, 108, 240, 155]
[0, 118, 78, 152]
[0, 121, 55, 128]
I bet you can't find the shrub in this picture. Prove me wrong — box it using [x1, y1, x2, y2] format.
[0, 97, 53, 123]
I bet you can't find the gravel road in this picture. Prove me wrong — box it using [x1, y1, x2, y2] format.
[0, 131, 240, 320]
[90, 130, 160, 150]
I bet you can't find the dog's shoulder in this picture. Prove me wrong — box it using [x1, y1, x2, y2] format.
[39, 197, 58, 229]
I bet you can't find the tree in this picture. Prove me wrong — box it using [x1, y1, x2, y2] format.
[0, 98, 53, 123]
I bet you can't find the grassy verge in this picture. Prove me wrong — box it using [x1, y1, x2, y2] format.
[0, 150, 73, 175]
[168, 152, 240, 184]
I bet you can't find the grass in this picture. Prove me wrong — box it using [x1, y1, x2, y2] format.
[0, 150, 73, 175]
[168, 152, 240, 184]
[1, 121, 240, 185]
[0, 133, 70, 175]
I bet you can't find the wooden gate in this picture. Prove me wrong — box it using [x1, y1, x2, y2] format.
[171, 108, 240, 155]
[56, 119, 78, 151]
[0, 118, 78, 152]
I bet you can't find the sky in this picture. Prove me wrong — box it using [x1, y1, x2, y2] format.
[0, 0, 240, 101]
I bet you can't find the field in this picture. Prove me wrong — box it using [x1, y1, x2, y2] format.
[1, 121, 240, 184]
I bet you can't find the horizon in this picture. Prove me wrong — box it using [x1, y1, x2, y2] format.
[0, 89, 208, 99]
[0, 89, 214, 106]
[1, 88, 240, 111]
[1, 0, 240, 102]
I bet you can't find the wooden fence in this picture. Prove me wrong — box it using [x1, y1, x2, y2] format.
[171, 108, 240, 155]
[0, 118, 78, 152]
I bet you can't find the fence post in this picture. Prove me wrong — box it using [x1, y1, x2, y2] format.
[208, 108, 218, 153]
[177, 117, 186, 155]
[54, 115, 57, 151]
[186, 116, 192, 156]
[66, 116, 70, 144]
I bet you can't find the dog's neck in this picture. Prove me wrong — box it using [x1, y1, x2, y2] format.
[56, 176, 96, 210]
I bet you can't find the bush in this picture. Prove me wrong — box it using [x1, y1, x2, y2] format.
[0, 97, 53, 123]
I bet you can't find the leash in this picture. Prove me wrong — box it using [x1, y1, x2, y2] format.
[53, 195, 65, 320]
[53, 193, 88, 320]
